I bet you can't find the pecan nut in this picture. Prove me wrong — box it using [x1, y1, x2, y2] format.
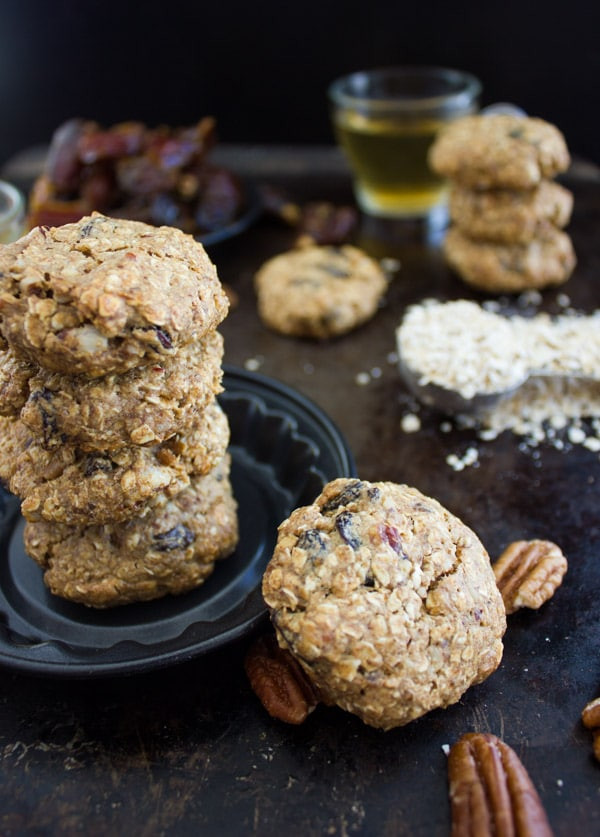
[581, 697, 600, 762]
[493, 539, 567, 615]
[244, 633, 319, 725]
[448, 732, 553, 836]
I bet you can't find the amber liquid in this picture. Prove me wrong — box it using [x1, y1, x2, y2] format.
[334, 111, 448, 217]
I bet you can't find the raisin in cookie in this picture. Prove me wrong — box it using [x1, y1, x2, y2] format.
[444, 224, 576, 293]
[0, 400, 229, 525]
[262, 478, 505, 730]
[429, 114, 570, 189]
[0, 213, 229, 376]
[24, 455, 238, 608]
[254, 245, 387, 338]
[16, 330, 224, 450]
[448, 180, 573, 244]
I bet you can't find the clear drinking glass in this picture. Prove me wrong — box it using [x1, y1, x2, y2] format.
[328, 67, 481, 219]
[0, 180, 26, 243]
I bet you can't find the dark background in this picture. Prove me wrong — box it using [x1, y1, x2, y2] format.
[1, 0, 599, 167]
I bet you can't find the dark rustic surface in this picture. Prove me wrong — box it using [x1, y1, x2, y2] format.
[1, 147, 599, 835]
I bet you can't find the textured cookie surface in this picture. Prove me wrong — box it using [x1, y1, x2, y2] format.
[429, 114, 570, 189]
[24, 455, 238, 608]
[449, 181, 573, 243]
[254, 245, 387, 338]
[15, 330, 224, 450]
[0, 213, 229, 376]
[444, 225, 576, 293]
[262, 478, 505, 730]
[0, 348, 35, 415]
[0, 401, 229, 525]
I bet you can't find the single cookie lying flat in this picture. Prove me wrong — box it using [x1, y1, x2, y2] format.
[13, 330, 224, 450]
[448, 180, 573, 244]
[0, 401, 229, 525]
[24, 455, 238, 608]
[444, 224, 576, 293]
[0, 213, 229, 376]
[254, 245, 387, 338]
[262, 478, 505, 730]
[429, 114, 570, 189]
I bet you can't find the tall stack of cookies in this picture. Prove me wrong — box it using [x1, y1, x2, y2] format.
[0, 213, 238, 608]
[428, 113, 576, 294]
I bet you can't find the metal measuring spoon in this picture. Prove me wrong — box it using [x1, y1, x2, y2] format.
[396, 302, 600, 417]
[397, 354, 527, 415]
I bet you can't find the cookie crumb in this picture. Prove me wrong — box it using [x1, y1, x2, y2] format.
[401, 413, 421, 433]
[518, 289, 543, 307]
[380, 257, 401, 274]
[446, 447, 479, 471]
[244, 356, 264, 372]
[567, 425, 586, 445]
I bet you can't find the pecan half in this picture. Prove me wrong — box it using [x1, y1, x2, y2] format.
[244, 633, 319, 725]
[581, 697, 600, 762]
[448, 732, 553, 836]
[493, 539, 567, 615]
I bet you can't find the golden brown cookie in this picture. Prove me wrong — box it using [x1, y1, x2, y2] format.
[443, 225, 576, 293]
[254, 244, 387, 338]
[429, 114, 570, 189]
[262, 478, 505, 730]
[448, 180, 573, 243]
[0, 213, 229, 376]
[0, 400, 230, 525]
[24, 455, 238, 608]
[14, 330, 224, 450]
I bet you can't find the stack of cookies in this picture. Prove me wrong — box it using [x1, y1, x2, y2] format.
[0, 212, 238, 608]
[429, 113, 576, 294]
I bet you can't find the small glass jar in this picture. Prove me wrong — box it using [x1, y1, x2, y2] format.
[0, 180, 26, 244]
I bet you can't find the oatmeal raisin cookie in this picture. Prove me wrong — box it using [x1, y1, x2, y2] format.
[16, 330, 224, 450]
[24, 455, 238, 608]
[254, 244, 387, 338]
[0, 400, 229, 525]
[262, 478, 505, 730]
[429, 114, 570, 189]
[0, 213, 229, 376]
[444, 224, 576, 293]
[448, 180, 573, 244]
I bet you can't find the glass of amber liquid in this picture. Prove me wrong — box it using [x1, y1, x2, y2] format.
[328, 67, 481, 219]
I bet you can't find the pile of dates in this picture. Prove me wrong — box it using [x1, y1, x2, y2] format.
[28, 117, 246, 236]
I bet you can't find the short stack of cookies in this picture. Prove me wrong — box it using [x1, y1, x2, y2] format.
[0, 212, 238, 607]
[428, 113, 576, 293]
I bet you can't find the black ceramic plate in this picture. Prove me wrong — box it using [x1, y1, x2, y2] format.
[0, 367, 355, 679]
